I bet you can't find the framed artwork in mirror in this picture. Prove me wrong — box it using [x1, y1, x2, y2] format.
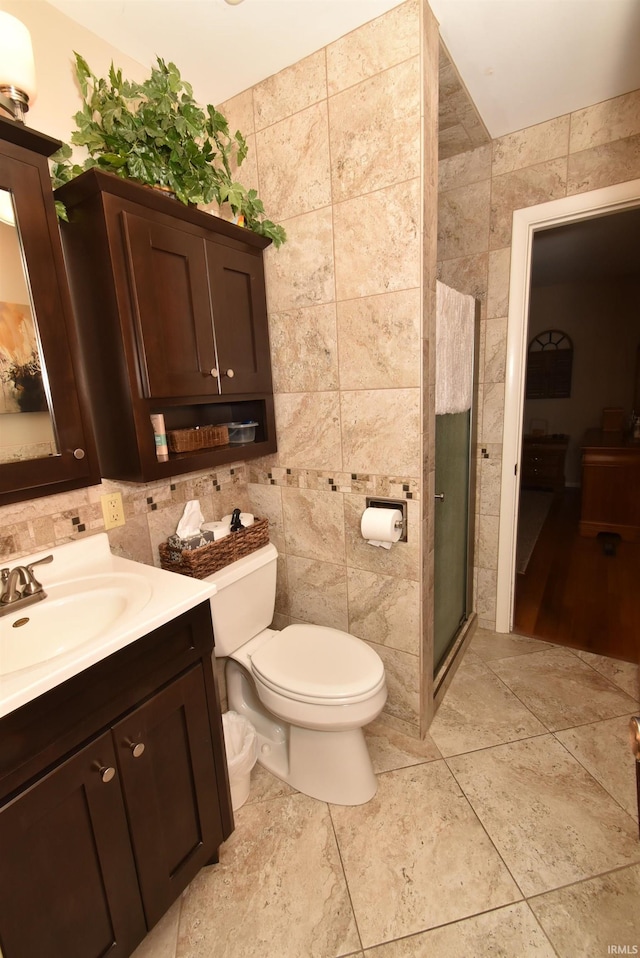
[0, 300, 48, 414]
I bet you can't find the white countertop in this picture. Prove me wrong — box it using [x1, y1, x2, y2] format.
[0, 533, 215, 718]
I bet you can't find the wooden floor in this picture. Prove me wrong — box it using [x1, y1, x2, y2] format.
[513, 488, 640, 664]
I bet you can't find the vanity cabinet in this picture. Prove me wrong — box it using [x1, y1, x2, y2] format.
[54, 169, 277, 482]
[0, 602, 233, 958]
[0, 730, 145, 958]
[0, 117, 99, 505]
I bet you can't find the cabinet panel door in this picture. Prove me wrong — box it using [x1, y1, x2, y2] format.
[122, 212, 220, 398]
[581, 457, 640, 532]
[0, 732, 145, 958]
[0, 129, 99, 505]
[207, 242, 272, 394]
[113, 666, 224, 928]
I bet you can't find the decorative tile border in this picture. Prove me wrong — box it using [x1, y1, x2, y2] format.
[247, 464, 421, 500]
[0, 464, 250, 563]
[1, 461, 418, 564]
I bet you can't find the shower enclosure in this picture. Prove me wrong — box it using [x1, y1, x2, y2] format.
[433, 283, 479, 688]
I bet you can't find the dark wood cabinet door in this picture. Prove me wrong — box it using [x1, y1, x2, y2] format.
[207, 242, 273, 394]
[0, 732, 146, 958]
[580, 451, 640, 539]
[122, 211, 221, 398]
[113, 666, 224, 928]
[0, 119, 99, 506]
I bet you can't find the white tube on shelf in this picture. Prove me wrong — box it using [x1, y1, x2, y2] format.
[150, 413, 169, 462]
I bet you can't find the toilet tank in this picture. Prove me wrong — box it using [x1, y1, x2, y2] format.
[207, 542, 278, 657]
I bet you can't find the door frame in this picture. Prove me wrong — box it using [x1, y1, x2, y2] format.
[495, 178, 640, 632]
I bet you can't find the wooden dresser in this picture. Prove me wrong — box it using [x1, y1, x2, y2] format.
[579, 429, 640, 540]
[521, 434, 569, 492]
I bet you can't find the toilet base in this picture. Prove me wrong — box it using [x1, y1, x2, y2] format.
[282, 724, 378, 805]
[226, 660, 378, 806]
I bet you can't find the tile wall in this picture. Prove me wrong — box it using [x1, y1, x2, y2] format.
[437, 88, 640, 628]
[6, 2, 637, 730]
[227, 0, 440, 736]
[0, 1, 440, 738]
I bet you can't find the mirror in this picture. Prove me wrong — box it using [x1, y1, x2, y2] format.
[0, 186, 59, 464]
[0, 115, 98, 506]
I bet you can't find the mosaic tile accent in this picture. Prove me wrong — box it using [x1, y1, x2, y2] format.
[247, 464, 420, 500]
[0, 465, 251, 565]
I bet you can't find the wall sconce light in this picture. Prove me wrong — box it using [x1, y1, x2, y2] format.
[0, 12, 37, 123]
[0, 189, 16, 227]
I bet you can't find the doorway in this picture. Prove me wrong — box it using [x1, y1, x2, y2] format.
[495, 179, 640, 663]
[513, 209, 640, 661]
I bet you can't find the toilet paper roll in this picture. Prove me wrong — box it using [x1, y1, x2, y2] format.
[361, 507, 403, 547]
[201, 520, 231, 540]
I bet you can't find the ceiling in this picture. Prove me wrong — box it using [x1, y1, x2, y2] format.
[43, 0, 640, 288]
[46, 0, 640, 140]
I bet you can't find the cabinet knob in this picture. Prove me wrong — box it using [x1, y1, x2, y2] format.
[73, 448, 86, 460]
[127, 740, 145, 758]
[208, 368, 219, 378]
[224, 368, 235, 379]
[97, 765, 116, 783]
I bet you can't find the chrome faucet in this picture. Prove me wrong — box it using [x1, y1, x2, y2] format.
[0, 554, 53, 617]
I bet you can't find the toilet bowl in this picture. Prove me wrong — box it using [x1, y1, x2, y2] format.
[206, 543, 387, 805]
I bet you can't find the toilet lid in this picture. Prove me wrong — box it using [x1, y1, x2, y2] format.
[250, 625, 385, 702]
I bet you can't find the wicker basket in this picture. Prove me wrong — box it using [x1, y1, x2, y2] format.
[159, 517, 269, 578]
[166, 424, 229, 453]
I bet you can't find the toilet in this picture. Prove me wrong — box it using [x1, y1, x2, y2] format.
[207, 543, 387, 805]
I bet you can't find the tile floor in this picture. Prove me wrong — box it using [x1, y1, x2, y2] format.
[133, 631, 640, 958]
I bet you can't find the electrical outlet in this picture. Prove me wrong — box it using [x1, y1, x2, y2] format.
[101, 492, 125, 530]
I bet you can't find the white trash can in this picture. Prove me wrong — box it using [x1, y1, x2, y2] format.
[222, 710, 258, 810]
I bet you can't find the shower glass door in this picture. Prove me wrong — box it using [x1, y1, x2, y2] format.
[433, 409, 472, 672]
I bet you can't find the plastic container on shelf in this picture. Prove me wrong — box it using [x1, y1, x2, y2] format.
[224, 421, 258, 445]
[221, 710, 258, 810]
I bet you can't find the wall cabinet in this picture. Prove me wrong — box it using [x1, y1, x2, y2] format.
[55, 169, 277, 482]
[123, 212, 271, 398]
[0, 602, 232, 958]
[0, 117, 99, 505]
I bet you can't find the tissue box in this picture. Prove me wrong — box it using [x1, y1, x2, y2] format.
[159, 518, 269, 578]
[165, 530, 216, 560]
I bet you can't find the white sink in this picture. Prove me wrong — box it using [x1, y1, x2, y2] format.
[0, 573, 153, 675]
[0, 533, 216, 718]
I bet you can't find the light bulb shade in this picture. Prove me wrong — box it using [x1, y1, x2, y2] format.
[0, 189, 16, 227]
[0, 12, 37, 105]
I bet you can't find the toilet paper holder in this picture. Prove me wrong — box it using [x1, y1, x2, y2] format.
[365, 497, 408, 542]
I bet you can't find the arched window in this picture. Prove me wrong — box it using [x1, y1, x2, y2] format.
[526, 329, 573, 399]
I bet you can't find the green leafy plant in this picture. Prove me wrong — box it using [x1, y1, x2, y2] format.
[51, 54, 286, 247]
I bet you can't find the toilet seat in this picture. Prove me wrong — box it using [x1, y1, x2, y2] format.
[250, 624, 385, 706]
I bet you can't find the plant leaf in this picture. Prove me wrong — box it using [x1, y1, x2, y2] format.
[50, 52, 285, 246]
